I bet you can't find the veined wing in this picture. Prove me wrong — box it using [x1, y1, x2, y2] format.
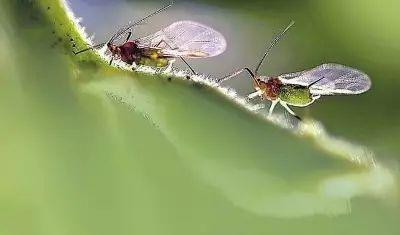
[136, 21, 227, 58]
[279, 63, 371, 95]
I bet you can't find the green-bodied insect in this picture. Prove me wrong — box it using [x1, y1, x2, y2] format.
[218, 21, 371, 120]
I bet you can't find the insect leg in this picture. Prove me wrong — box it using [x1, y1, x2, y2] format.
[179, 57, 197, 75]
[125, 32, 132, 42]
[268, 100, 279, 115]
[155, 39, 178, 49]
[280, 101, 302, 120]
[156, 39, 197, 75]
[109, 57, 114, 65]
[312, 94, 321, 100]
[217, 68, 255, 83]
[163, 59, 175, 74]
[246, 90, 263, 99]
[153, 39, 175, 74]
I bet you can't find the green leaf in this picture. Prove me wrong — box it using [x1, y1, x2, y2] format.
[0, 2, 397, 234]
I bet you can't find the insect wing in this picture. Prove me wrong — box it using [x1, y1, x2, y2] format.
[279, 63, 371, 95]
[136, 21, 227, 58]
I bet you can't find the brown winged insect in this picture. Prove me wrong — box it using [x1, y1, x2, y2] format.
[74, 2, 227, 75]
[218, 21, 371, 120]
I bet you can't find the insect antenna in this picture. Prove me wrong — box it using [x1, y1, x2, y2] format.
[217, 67, 254, 83]
[109, 1, 174, 44]
[73, 42, 107, 55]
[254, 20, 295, 76]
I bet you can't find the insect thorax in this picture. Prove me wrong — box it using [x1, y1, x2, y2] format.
[256, 77, 282, 101]
[116, 41, 140, 65]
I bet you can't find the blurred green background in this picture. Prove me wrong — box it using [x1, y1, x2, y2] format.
[0, 0, 399, 235]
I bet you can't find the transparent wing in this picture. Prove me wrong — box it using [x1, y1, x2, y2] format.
[136, 21, 227, 58]
[279, 63, 371, 95]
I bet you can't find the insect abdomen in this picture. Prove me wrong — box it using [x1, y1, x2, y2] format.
[279, 84, 313, 106]
[136, 57, 169, 67]
[136, 48, 169, 67]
